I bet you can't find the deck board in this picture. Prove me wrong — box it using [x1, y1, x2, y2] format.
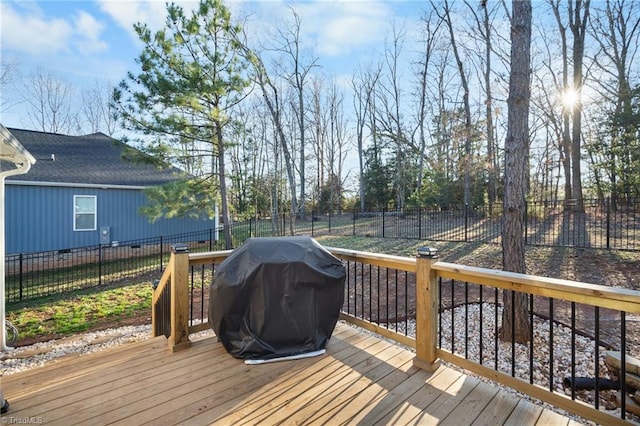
[2, 322, 577, 425]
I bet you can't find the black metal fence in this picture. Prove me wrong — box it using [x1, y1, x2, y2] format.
[5, 197, 639, 303]
[5, 229, 227, 303]
[255, 196, 639, 250]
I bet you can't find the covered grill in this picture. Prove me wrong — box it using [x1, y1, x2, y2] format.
[209, 236, 346, 361]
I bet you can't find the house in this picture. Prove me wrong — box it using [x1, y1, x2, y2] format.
[5, 128, 215, 254]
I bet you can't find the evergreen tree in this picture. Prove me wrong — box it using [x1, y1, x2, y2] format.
[113, 0, 250, 249]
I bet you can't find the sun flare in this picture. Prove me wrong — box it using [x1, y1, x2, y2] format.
[561, 88, 579, 108]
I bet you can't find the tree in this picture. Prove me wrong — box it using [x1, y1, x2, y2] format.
[440, 0, 473, 207]
[245, 49, 299, 234]
[16, 67, 77, 134]
[589, 0, 640, 205]
[352, 63, 381, 212]
[465, 0, 500, 213]
[568, 0, 590, 212]
[501, 0, 532, 344]
[113, 0, 250, 249]
[376, 23, 409, 210]
[273, 8, 319, 219]
[1, 58, 18, 113]
[413, 10, 443, 201]
[82, 81, 118, 136]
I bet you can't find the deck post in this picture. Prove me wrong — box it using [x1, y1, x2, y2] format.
[413, 247, 440, 372]
[169, 244, 191, 352]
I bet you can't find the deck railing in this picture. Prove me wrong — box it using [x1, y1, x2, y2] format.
[152, 243, 640, 425]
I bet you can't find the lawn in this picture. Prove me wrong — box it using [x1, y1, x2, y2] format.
[6, 235, 640, 346]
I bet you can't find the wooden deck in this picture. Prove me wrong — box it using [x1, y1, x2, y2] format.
[3, 322, 579, 425]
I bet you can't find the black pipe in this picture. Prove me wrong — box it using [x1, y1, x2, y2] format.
[563, 377, 620, 391]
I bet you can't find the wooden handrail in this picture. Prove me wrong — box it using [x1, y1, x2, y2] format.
[433, 261, 640, 312]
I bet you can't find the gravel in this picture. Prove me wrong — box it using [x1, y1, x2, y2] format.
[1, 325, 153, 375]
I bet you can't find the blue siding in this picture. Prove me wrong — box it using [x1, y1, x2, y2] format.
[6, 184, 215, 254]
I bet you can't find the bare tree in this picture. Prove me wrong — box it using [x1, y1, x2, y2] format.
[1, 58, 18, 113]
[414, 10, 443, 198]
[246, 50, 299, 234]
[352, 63, 381, 211]
[325, 80, 349, 214]
[440, 0, 473, 207]
[568, 0, 590, 212]
[274, 8, 319, 219]
[501, 0, 532, 343]
[550, 0, 574, 205]
[16, 67, 77, 134]
[310, 77, 326, 209]
[589, 0, 640, 205]
[82, 81, 118, 136]
[465, 0, 500, 213]
[377, 23, 409, 210]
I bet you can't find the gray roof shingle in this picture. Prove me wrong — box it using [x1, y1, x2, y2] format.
[5, 128, 183, 187]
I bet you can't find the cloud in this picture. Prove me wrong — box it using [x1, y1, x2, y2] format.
[1, 3, 73, 55]
[74, 11, 109, 54]
[0, 2, 108, 56]
[294, 1, 393, 57]
[97, 0, 200, 40]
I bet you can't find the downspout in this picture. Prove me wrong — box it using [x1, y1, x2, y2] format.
[0, 160, 33, 351]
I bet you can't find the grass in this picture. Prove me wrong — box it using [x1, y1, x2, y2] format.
[7, 234, 640, 346]
[6, 282, 152, 344]
[6, 251, 165, 302]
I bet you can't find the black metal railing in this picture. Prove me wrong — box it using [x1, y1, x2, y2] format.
[434, 273, 637, 423]
[187, 261, 216, 329]
[342, 259, 416, 337]
[152, 276, 171, 339]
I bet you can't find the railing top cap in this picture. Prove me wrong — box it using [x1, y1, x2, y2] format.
[172, 243, 189, 253]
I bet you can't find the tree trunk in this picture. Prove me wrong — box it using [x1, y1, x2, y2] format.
[569, 0, 590, 212]
[550, 0, 574, 207]
[483, 5, 497, 215]
[501, 0, 532, 344]
[216, 121, 233, 250]
[444, 0, 472, 207]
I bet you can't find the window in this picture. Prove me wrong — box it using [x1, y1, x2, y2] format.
[74, 195, 96, 231]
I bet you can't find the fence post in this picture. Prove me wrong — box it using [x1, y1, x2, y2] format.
[352, 209, 356, 236]
[311, 209, 315, 236]
[382, 208, 386, 238]
[464, 203, 469, 242]
[169, 243, 191, 352]
[414, 247, 440, 372]
[160, 236, 164, 270]
[98, 244, 102, 286]
[19, 253, 23, 302]
[606, 197, 611, 250]
[418, 207, 422, 240]
[524, 201, 528, 246]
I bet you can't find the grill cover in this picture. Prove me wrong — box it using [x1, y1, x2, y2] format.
[209, 236, 346, 360]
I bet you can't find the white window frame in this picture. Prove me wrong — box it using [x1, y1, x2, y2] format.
[73, 195, 97, 231]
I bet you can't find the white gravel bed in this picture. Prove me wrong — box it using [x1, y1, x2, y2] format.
[1, 325, 153, 375]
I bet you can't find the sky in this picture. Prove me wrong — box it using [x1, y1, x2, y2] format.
[0, 0, 428, 131]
